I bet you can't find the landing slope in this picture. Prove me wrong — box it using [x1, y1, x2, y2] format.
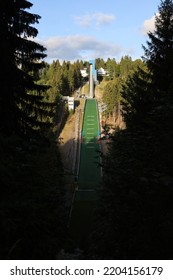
[78, 99, 101, 190]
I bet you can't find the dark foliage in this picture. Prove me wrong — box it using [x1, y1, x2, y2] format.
[88, 0, 173, 259]
[0, 135, 67, 260]
[0, 1, 67, 260]
[0, 0, 52, 137]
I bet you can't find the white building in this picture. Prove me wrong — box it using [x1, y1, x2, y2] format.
[68, 96, 74, 111]
[61, 96, 74, 111]
[97, 67, 107, 76]
[80, 68, 88, 78]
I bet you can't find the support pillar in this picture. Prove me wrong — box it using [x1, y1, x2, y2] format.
[89, 63, 94, 98]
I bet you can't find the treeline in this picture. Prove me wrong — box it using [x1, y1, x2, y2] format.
[39, 60, 83, 102]
[95, 56, 145, 117]
[88, 0, 173, 259]
[37, 56, 145, 122]
[96, 56, 144, 81]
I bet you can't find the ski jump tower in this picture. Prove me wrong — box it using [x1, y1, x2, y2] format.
[89, 60, 97, 98]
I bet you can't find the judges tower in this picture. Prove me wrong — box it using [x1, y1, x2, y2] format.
[89, 60, 97, 98]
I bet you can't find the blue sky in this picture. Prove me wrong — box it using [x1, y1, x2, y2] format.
[30, 0, 160, 62]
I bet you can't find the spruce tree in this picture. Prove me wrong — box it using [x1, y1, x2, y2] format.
[122, 0, 173, 127]
[0, 0, 49, 136]
[0, 2, 67, 259]
[143, 0, 173, 98]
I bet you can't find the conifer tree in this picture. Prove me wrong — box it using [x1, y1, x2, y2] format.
[122, 0, 173, 127]
[143, 0, 173, 98]
[0, 0, 49, 136]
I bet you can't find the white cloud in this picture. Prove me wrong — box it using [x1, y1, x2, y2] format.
[74, 12, 116, 28]
[74, 14, 92, 27]
[36, 35, 129, 62]
[95, 12, 116, 26]
[141, 14, 159, 35]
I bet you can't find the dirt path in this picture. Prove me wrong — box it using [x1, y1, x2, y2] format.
[57, 99, 85, 176]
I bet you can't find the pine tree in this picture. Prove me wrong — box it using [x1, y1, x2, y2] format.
[143, 0, 173, 98]
[121, 66, 153, 129]
[0, 2, 67, 259]
[0, 0, 49, 136]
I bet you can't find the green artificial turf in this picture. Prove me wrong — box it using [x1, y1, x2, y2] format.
[78, 99, 102, 191]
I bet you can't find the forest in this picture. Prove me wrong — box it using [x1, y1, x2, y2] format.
[0, 0, 173, 259]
